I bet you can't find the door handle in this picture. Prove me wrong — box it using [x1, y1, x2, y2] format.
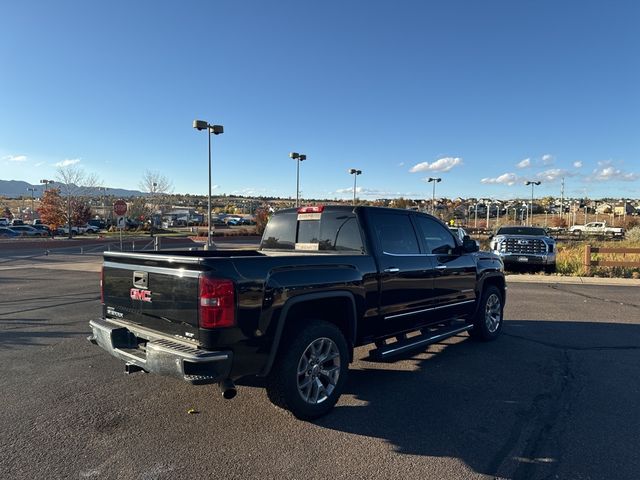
[383, 267, 400, 273]
[435, 265, 447, 270]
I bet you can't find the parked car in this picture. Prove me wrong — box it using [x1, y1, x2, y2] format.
[449, 226, 480, 249]
[10, 219, 25, 226]
[57, 226, 80, 235]
[90, 205, 505, 419]
[0, 227, 19, 238]
[88, 219, 106, 229]
[0, 218, 10, 227]
[10, 225, 45, 237]
[78, 224, 100, 234]
[489, 226, 556, 273]
[32, 224, 53, 236]
[568, 222, 624, 237]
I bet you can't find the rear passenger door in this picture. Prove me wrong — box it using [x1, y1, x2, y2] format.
[368, 210, 437, 336]
[412, 215, 477, 321]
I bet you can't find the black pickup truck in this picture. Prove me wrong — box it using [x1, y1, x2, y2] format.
[89, 206, 505, 419]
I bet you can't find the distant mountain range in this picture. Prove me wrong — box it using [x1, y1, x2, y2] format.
[0, 179, 146, 198]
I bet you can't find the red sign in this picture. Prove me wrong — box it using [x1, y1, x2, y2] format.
[113, 200, 128, 216]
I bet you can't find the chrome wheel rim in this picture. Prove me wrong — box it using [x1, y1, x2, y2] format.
[485, 293, 502, 333]
[297, 337, 340, 405]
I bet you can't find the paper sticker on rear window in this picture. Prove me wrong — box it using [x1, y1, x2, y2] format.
[297, 213, 322, 221]
[295, 242, 320, 251]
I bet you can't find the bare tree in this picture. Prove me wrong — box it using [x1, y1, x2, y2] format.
[139, 170, 173, 227]
[56, 166, 99, 238]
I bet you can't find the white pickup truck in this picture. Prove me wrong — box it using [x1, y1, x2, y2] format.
[568, 222, 625, 237]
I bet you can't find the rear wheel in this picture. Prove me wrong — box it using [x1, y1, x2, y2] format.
[266, 320, 348, 420]
[468, 285, 504, 341]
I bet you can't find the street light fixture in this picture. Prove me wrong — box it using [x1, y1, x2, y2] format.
[427, 177, 441, 215]
[290, 152, 307, 207]
[40, 179, 54, 192]
[348, 168, 362, 205]
[524, 180, 541, 226]
[193, 119, 224, 250]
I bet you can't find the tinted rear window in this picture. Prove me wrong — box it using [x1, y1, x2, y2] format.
[497, 227, 546, 236]
[261, 210, 364, 252]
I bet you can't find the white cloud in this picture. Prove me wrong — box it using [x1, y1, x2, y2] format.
[34, 162, 44, 167]
[516, 158, 531, 169]
[335, 187, 419, 197]
[541, 154, 554, 165]
[54, 158, 81, 167]
[409, 157, 463, 173]
[3, 154, 27, 162]
[588, 165, 638, 182]
[397, 162, 405, 167]
[480, 173, 520, 186]
[536, 168, 569, 182]
[573, 161, 583, 168]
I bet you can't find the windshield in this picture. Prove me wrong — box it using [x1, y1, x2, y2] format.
[497, 227, 547, 236]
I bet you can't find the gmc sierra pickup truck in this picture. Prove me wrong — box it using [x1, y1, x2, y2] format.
[89, 206, 506, 419]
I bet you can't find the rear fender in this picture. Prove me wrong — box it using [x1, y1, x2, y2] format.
[259, 291, 357, 377]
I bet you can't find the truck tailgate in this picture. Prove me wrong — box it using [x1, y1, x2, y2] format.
[103, 259, 201, 341]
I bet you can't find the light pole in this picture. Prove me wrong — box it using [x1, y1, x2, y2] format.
[525, 181, 541, 226]
[427, 177, 441, 215]
[27, 187, 36, 217]
[98, 187, 108, 223]
[150, 182, 157, 237]
[348, 169, 362, 205]
[485, 199, 491, 229]
[290, 152, 307, 208]
[40, 179, 54, 192]
[474, 202, 478, 228]
[193, 120, 224, 250]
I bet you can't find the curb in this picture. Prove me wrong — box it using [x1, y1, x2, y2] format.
[506, 274, 640, 286]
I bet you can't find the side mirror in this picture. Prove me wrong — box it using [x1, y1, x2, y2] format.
[463, 235, 479, 252]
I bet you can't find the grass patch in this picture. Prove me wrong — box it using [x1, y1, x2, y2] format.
[557, 240, 640, 278]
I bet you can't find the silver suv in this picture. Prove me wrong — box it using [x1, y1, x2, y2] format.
[490, 226, 556, 273]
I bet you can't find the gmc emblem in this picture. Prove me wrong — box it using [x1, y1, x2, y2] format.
[130, 288, 152, 302]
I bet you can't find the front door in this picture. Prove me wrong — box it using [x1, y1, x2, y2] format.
[412, 215, 477, 321]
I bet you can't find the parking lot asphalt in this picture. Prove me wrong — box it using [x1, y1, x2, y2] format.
[1, 255, 639, 480]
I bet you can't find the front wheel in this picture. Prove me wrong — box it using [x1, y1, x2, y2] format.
[266, 320, 349, 420]
[468, 285, 504, 341]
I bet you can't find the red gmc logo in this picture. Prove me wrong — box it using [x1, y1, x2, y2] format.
[130, 288, 152, 302]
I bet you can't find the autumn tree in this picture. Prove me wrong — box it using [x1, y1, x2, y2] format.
[71, 200, 92, 226]
[38, 188, 66, 229]
[127, 197, 150, 222]
[56, 165, 99, 237]
[2, 206, 13, 220]
[254, 208, 270, 235]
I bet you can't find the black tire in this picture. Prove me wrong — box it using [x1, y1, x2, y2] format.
[468, 285, 504, 341]
[544, 264, 556, 274]
[266, 320, 349, 420]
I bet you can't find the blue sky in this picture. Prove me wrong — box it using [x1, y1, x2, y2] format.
[1, 0, 639, 200]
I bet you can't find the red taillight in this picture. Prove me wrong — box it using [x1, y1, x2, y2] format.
[100, 266, 104, 304]
[297, 205, 324, 214]
[198, 276, 236, 329]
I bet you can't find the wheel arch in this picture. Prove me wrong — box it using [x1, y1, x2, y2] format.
[474, 273, 506, 316]
[260, 291, 357, 377]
